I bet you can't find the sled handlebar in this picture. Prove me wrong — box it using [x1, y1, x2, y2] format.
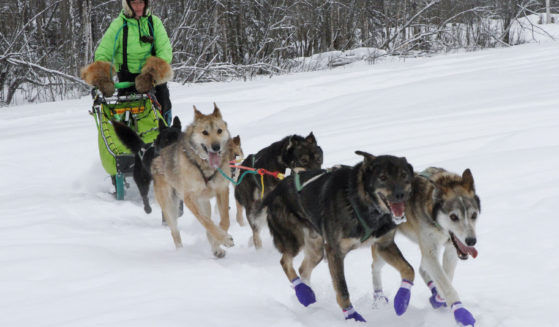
[114, 81, 135, 89]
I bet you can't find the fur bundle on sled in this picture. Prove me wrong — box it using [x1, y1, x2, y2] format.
[80, 57, 173, 96]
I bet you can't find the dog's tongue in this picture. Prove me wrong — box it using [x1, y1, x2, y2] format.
[389, 202, 405, 218]
[453, 234, 478, 259]
[208, 152, 221, 169]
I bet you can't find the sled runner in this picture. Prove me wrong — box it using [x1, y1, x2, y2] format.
[89, 81, 165, 200]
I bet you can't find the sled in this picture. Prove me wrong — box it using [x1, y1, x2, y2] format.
[89, 82, 164, 200]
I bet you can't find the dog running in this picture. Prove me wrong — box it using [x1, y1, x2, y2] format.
[234, 133, 323, 248]
[151, 103, 236, 258]
[113, 116, 182, 214]
[372, 167, 480, 326]
[262, 151, 415, 321]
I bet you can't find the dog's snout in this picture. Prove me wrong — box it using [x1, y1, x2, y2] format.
[465, 237, 477, 246]
[211, 143, 221, 152]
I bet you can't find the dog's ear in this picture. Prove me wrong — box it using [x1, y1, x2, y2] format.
[212, 102, 222, 119]
[286, 135, 296, 150]
[355, 150, 376, 166]
[305, 132, 317, 145]
[158, 118, 166, 130]
[431, 187, 444, 219]
[193, 105, 204, 120]
[407, 163, 414, 176]
[172, 116, 181, 129]
[462, 168, 475, 192]
[232, 135, 241, 146]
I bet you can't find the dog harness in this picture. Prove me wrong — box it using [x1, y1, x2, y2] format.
[348, 197, 376, 242]
[184, 145, 218, 185]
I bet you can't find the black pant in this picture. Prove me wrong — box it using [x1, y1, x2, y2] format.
[117, 71, 172, 124]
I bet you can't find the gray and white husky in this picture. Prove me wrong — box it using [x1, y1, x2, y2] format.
[372, 167, 480, 327]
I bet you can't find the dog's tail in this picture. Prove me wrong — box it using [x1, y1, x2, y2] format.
[112, 120, 146, 153]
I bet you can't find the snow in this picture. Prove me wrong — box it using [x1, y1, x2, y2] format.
[2, 30, 559, 327]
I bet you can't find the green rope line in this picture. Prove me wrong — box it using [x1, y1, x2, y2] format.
[349, 197, 375, 242]
[218, 168, 258, 186]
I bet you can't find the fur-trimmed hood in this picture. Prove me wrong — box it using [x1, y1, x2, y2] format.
[122, 0, 150, 18]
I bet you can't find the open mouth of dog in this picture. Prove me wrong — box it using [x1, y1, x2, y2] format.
[378, 193, 407, 225]
[201, 144, 222, 169]
[450, 232, 478, 260]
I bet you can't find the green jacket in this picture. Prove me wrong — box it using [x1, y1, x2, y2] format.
[95, 11, 172, 74]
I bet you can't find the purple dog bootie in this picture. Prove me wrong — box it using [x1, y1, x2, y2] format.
[393, 279, 413, 316]
[428, 281, 447, 309]
[291, 277, 316, 307]
[452, 301, 476, 326]
[343, 305, 366, 322]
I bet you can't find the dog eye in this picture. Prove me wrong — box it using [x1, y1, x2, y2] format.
[217, 129, 223, 134]
[401, 172, 408, 179]
[450, 214, 459, 222]
[379, 174, 387, 182]
[471, 212, 478, 220]
[203, 130, 209, 136]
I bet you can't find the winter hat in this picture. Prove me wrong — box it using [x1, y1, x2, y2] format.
[122, 0, 150, 18]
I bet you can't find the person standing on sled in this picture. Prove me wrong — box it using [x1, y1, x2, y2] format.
[81, 0, 174, 124]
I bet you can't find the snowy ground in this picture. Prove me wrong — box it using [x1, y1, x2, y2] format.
[1, 32, 559, 326]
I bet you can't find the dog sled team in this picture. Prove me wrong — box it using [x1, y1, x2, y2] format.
[81, 2, 481, 321]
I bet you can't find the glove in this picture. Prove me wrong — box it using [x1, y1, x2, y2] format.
[427, 281, 447, 309]
[343, 306, 366, 322]
[394, 279, 413, 316]
[135, 71, 154, 93]
[291, 277, 316, 307]
[97, 79, 115, 97]
[80, 61, 115, 97]
[452, 302, 476, 326]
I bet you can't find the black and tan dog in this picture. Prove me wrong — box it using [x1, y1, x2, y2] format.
[113, 117, 182, 214]
[234, 133, 323, 248]
[262, 151, 415, 322]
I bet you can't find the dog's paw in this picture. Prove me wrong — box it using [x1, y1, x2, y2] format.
[452, 302, 475, 326]
[429, 293, 447, 309]
[343, 306, 366, 322]
[372, 290, 389, 309]
[394, 279, 413, 316]
[144, 204, 152, 214]
[292, 278, 316, 307]
[213, 248, 226, 258]
[221, 234, 234, 247]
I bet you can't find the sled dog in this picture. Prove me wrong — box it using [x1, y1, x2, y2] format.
[262, 151, 415, 321]
[372, 167, 480, 326]
[113, 117, 182, 214]
[151, 104, 235, 258]
[234, 133, 323, 248]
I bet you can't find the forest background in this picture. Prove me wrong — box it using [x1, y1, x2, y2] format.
[0, 0, 556, 106]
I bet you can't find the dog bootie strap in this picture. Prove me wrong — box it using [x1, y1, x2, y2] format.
[452, 302, 476, 326]
[343, 305, 366, 322]
[394, 279, 413, 316]
[291, 277, 316, 307]
[427, 281, 447, 309]
[372, 290, 389, 308]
